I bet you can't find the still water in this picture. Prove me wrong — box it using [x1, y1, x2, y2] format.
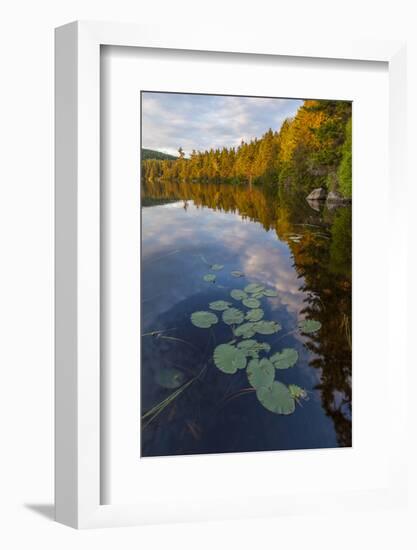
[141, 180, 352, 457]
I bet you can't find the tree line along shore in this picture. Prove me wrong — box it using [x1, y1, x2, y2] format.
[142, 99, 352, 199]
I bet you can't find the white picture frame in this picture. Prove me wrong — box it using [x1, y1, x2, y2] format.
[55, 21, 407, 529]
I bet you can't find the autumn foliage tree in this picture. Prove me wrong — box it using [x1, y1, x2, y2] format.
[142, 99, 352, 198]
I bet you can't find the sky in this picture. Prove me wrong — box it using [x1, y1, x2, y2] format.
[141, 92, 303, 157]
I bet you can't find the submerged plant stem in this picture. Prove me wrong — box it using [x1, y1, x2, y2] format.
[142, 365, 208, 429]
[158, 335, 201, 351]
[142, 327, 177, 337]
[272, 328, 298, 345]
[220, 387, 256, 408]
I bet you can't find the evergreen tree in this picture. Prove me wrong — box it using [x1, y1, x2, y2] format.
[141, 100, 352, 195]
[338, 118, 352, 198]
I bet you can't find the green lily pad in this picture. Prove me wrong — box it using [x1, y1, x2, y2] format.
[245, 283, 265, 294]
[253, 320, 282, 335]
[270, 348, 299, 369]
[252, 292, 264, 299]
[230, 289, 247, 301]
[231, 270, 244, 278]
[256, 381, 295, 415]
[211, 264, 224, 271]
[237, 339, 271, 358]
[243, 297, 261, 309]
[154, 367, 185, 389]
[203, 274, 216, 283]
[237, 339, 258, 350]
[298, 319, 322, 333]
[234, 322, 257, 339]
[289, 384, 307, 400]
[213, 344, 247, 374]
[263, 289, 278, 297]
[258, 342, 271, 353]
[190, 310, 218, 328]
[245, 308, 264, 322]
[246, 358, 275, 389]
[209, 300, 231, 311]
[222, 307, 245, 326]
[247, 358, 275, 389]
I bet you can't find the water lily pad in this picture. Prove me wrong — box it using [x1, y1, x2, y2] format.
[234, 322, 257, 339]
[263, 289, 278, 297]
[231, 289, 247, 301]
[243, 297, 261, 309]
[231, 270, 244, 278]
[259, 342, 271, 353]
[245, 283, 265, 294]
[213, 343, 247, 374]
[256, 381, 295, 415]
[298, 319, 322, 333]
[252, 292, 264, 299]
[270, 348, 298, 369]
[211, 264, 224, 271]
[191, 310, 218, 328]
[245, 308, 264, 322]
[237, 339, 258, 350]
[203, 274, 216, 283]
[222, 307, 245, 325]
[253, 320, 282, 335]
[209, 300, 231, 311]
[289, 384, 307, 400]
[237, 339, 271, 358]
[154, 367, 185, 389]
[247, 358, 275, 389]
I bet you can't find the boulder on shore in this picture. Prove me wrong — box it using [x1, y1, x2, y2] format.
[306, 187, 327, 201]
[306, 198, 321, 212]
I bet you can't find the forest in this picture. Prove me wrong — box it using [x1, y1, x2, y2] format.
[141, 148, 177, 161]
[141, 99, 352, 198]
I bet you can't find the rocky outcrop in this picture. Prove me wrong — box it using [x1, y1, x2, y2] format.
[306, 188, 351, 207]
[306, 187, 327, 201]
[326, 191, 351, 203]
[306, 199, 320, 212]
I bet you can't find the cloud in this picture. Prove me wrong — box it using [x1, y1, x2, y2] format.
[142, 200, 307, 326]
[141, 92, 302, 157]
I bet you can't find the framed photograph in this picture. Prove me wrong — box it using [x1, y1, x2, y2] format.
[55, 21, 407, 528]
[139, 90, 353, 458]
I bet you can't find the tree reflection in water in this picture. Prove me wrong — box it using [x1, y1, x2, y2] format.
[142, 179, 352, 449]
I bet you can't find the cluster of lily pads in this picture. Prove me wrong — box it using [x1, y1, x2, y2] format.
[191, 264, 322, 415]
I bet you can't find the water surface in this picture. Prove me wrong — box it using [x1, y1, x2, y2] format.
[141, 180, 352, 457]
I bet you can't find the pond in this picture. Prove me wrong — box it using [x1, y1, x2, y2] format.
[141, 180, 352, 457]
